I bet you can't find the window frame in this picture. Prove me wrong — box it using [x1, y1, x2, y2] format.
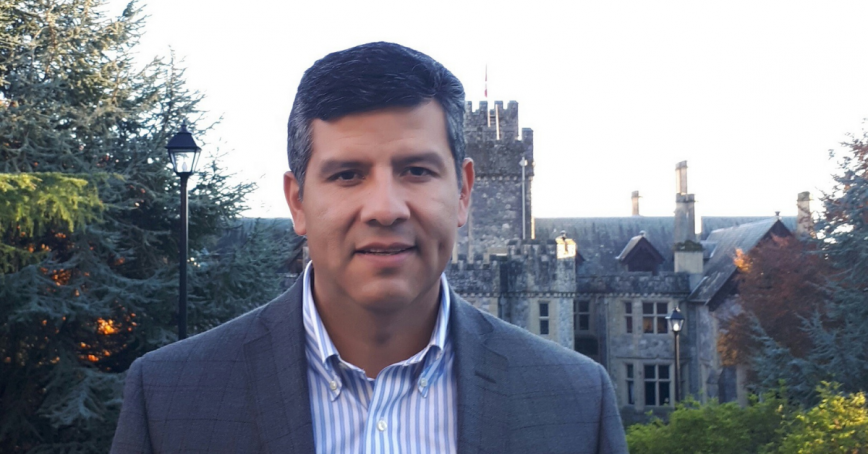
[642, 301, 669, 334]
[574, 299, 591, 332]
[626, 363, 635, 405]
[539, 301, 550, 335]
[643, 363, 672, 407]
[624, 301, 634, 334]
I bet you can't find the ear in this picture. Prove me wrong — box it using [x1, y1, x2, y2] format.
[283, 171, 307, 235]
[457, 158, 474, 228]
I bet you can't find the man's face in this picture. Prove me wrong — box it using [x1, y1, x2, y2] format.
[284, 101, 474, 313]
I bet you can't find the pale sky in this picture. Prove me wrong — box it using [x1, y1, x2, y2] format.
[106, 0, 868, 219]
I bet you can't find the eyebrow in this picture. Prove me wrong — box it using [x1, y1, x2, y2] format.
[317, 151, 448, 177]
[317, 159, 369, 178]
[392, 151, 447, 170]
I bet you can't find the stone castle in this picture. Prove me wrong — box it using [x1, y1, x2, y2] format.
[444, 100, 811, 421]
[258, 99, 812, 421]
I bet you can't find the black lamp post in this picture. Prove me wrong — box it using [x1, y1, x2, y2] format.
[166, 122, 201, 340]
[519, 156, 528, 240]
[666, 307, 685, 403]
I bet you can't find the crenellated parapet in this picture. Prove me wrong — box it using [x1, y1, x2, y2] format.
[501, 239, 577, 294]
[445, 257, 504, 295]
[463, 101, 533, 178]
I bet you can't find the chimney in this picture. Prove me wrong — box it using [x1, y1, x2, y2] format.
[673, 161, 703, 287]
[676, 160, 688, 195]
[631, 191, 640, 216]
[796, 191, 813, 238]
[674, 162, 696, 244]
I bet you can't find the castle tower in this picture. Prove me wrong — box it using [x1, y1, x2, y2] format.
[457, 100, 534, 261]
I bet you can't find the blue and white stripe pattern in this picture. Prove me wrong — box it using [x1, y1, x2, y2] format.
[302, 264, 457, 454]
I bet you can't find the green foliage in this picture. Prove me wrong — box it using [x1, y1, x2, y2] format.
[626, 390, 791, 454]
[0, 172, 104, 272]
[0, 173, 102, 237]
[774, 383, 868, 454]
[187, 218, 299, 334]
[628, 384, 868, 454]
[0, 1, 293, 452]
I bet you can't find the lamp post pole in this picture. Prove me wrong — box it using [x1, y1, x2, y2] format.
[666, 307, 685, 403]
[178, 173, 189, 340]
[166, 122, 201, 341]
[673, 326, 680, 402]
[520, 156, 528, 240]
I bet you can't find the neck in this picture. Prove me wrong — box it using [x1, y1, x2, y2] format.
[311, 276, 442, 379]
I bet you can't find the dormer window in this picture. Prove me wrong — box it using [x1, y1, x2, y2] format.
[616, 233, 665, 274]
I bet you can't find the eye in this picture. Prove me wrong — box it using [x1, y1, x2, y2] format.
[329, 170, 361, 182]
[406, 167, 433, 177]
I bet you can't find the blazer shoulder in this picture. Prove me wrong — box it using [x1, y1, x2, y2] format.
[458, 297, 605, 379]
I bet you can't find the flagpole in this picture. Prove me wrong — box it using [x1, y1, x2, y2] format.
[485, 64, 490, 127]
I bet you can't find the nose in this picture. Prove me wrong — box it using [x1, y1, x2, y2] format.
[359, 171, 410, 227]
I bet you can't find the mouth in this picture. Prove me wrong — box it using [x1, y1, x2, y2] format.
[356, 244, 415, 256]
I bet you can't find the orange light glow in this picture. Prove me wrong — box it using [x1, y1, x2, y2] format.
[87, 354, 99, 362]
[46, 268, 72, 286]
[733, 248, 750, 273]
[96, 318, 120, 335]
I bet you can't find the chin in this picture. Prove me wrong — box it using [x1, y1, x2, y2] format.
[352, 281, 425, 312]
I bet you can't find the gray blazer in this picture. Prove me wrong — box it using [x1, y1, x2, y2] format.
[111, 279, 628, 453]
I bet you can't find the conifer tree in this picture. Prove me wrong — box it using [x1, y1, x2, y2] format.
[0, 1, 292, 451]
[800, 132, 868, 395]
[745, 130, 868, 404]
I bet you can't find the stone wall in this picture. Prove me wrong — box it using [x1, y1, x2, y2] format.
[576, 272, 690, 295]
[447, 239, 578, 350]
[457, 101, 534, 259]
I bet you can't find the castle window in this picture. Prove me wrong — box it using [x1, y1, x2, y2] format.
[539, 302, 549, 335]
[644, 364, 672, 406]
[624, 302, 634, 334]
[642, 302, 669, 334]
[626, 364, 635, 405]
[574, 336, 599, 359]
[574, 300, 590, 332]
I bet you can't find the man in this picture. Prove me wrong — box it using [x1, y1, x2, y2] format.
[112, 42, 627, 454]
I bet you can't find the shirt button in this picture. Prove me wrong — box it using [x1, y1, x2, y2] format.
[329, 381, 338, 391]
[419, 378, 428, 388]
[377, 419, 387, 431]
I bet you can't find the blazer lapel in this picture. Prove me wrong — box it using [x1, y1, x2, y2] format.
[451, 293, 510, 454]
[243, 280, 315, 454]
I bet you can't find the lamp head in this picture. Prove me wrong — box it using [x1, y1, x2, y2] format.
[666, 307, 685, 333]
[166, 122, 201, 176]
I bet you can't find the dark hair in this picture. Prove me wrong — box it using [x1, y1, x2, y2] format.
[287, 42, 466, 196]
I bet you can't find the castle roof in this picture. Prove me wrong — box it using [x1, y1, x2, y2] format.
[534, 216, 796, 276]
[616, 233, 665, 268]
[688, 218, 793, 307]
[535, 217, 676, 275]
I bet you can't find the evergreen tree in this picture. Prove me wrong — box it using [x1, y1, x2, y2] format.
[746, 130, 868, 404]
[0, 1, 292, 451]
[801, 132, 868, 395]
[0, 172, 103, 272]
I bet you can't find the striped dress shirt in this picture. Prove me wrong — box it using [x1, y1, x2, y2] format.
[302, 264, 457, 454]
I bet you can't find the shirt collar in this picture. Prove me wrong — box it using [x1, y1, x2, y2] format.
[301, 262, 452, 370]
